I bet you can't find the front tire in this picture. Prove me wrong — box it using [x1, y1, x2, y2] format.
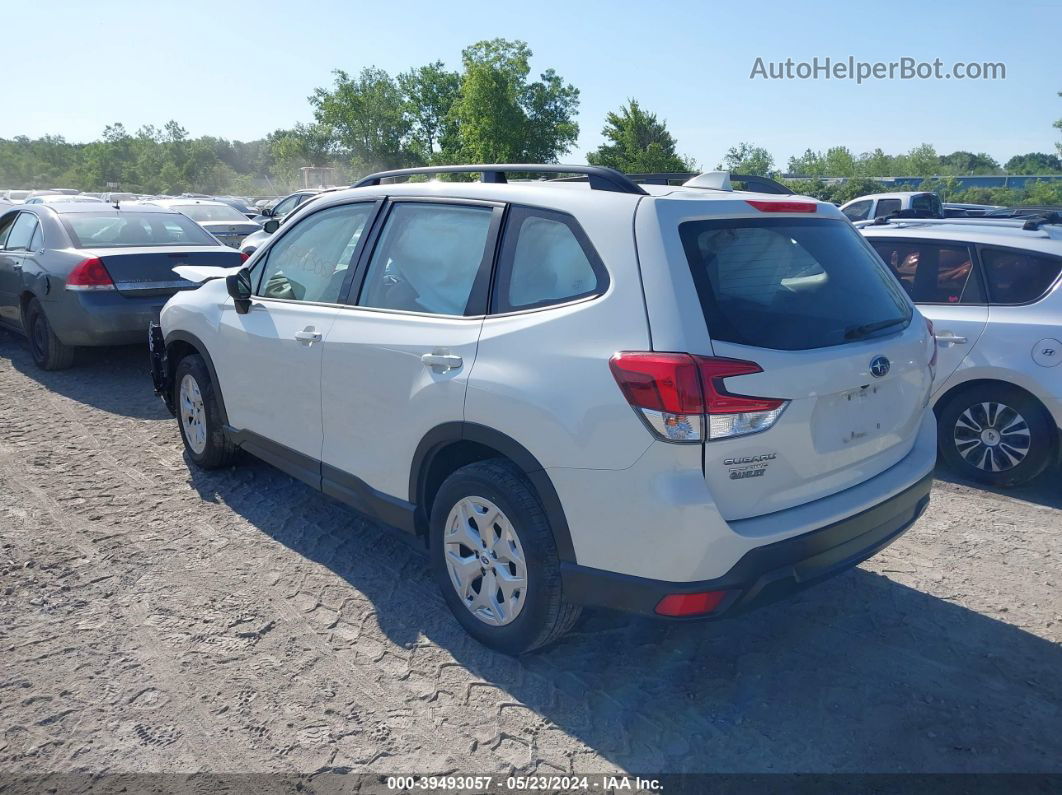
[174, 354, 239, 469]
[937, 383, 1054, 487]
[430, 460, 580, 654]
[25, 299, 75, 371]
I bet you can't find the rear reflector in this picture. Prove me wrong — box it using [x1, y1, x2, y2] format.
[655, 590, 728, 617]
[66, 257, 115, 291]
[745, 200, 817, 213]
[610, 352, 788, 442]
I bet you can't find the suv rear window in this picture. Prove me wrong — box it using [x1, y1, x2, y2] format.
[679, 218, 912, 351]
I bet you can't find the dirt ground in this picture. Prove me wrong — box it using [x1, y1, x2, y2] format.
[1, 335, 1060, 776]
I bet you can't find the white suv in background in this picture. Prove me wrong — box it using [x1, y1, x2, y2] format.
[841, 191, 943, 222]
[860, 216, 1062, 486]
[150, 165, 937, 653]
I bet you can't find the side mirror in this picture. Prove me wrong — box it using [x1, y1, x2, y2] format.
[226, 269, 252, 314]
[260, 206, 274, 218]
[263, 218, 280, 234]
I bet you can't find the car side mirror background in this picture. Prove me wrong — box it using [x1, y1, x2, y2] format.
[260, 206, 273, 218]
[263, 219, 280, 234]
[226, 269, 252, 314]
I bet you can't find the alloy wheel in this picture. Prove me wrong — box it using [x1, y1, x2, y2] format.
[443, 496, 528, 626]
[953, 401, 1031, 473]
[179, 374, 208, 455]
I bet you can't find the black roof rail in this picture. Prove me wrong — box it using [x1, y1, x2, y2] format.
[352, 164, 648, 195]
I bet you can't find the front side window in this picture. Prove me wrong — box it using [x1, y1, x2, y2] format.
[869, 240, 982, 304]
[271, 194, 303, 217]
[5, 213, 38, 251]
[357, 203, 493, 315]
[980, 247, 1062, 304]
[493, 207, 605, 312]
[255, 203, 374, 303]
[842, 201, 871, 222]
[875, 198, 901, 218]
[679, 217, 911, 351]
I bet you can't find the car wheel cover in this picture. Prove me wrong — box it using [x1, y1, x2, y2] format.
[953, 401, 1031, 473]
[179, 374, 208, 455]
[444, 496, 528, 627]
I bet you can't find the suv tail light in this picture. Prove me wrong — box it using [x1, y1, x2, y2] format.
[609, 352, 788, 443]
[239, 251, 250, 263]
[66, 257, 115, 291]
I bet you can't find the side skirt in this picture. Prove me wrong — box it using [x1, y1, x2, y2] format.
[224, 426, 421, 542]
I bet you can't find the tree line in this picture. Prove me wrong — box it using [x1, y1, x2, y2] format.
[1, 39, 1059, 207]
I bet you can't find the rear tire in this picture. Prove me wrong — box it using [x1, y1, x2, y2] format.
[25, 299, 75, 371]
[937, 383, 1054, 487]
[430, 459, 581, 654]
[174, 354, 239, 469]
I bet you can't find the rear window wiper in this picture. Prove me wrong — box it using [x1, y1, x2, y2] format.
[844, 317, 908, 340]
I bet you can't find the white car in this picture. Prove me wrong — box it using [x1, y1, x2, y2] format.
[841, 191, 943, 222]
[150, 164, 937, 653]
[860, 217, 1062, 486]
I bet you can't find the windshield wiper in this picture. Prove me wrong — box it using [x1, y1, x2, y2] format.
[844, 317, 908, 340]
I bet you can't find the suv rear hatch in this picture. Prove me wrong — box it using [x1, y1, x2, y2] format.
[674, 205, 933, 520]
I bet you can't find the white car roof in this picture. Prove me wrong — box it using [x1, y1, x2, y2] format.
[842, 191, 933, 207]
[304, 179, 841, 220]
[860, 219, 1062, 255]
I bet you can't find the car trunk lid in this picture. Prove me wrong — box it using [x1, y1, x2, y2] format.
[91, 247, 244, 297]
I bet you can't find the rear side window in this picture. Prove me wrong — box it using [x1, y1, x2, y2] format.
[61, 212, 217, 248]
[875, 199, 901, 218]
[842, 200, 871, 222]
[980, 247, 1062, 304]
[493, 206, 606, 312]
[357, 203, 494, 316]
[679, 218, 911, 351]
[869, 240, 983, 304]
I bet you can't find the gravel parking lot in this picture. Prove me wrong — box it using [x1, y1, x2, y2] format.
[1, 334, 1060, 776]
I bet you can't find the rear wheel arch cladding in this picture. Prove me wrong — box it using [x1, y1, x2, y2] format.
[411, 423, 577, 563]
[164, 333, 229, 426]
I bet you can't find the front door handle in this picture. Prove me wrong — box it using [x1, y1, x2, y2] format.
[294, 327, 322, 345]
[421, 351, 463, 372]
[934, 332, 968, 346]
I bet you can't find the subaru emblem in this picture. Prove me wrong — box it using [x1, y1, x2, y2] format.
[869, 356, 890, 378]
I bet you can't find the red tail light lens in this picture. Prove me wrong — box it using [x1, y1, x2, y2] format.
[66, 257, 115, 290]
[745, 200, 817, 213]
[655, 590, 728, 617]
[239, 251, 250, 263]
[610, 353, 788, 443]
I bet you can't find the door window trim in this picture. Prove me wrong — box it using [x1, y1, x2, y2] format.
[4, 211, 39, 252]
[342, 196, 505, 318]
[868, 236, 987, 306]
[974, 243, 1062, 307]
[250, 198, 383, 306]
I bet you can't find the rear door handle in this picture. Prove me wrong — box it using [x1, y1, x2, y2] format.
[421, 351, 463, 371]
[934, 332, 968, 346]
[294, 328, 322, 345]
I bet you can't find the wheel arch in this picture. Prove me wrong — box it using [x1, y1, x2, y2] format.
[164, 330, 229, 425]
[410, 422, 576, 562]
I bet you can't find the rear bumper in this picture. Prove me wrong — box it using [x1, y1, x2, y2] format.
[48, 290, 173, 346]
[561, 471, 932, 618]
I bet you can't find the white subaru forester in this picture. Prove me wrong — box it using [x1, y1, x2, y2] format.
[150, 165, 937, 654]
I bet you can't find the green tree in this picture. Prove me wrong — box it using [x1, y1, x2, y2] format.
[310, 67, 417, 174]
[939, 150, 1001, 175]
[786, 149, 825, 177]
[717, 142, 774, 176]
[587, 99, 695, 173]
[1004, 152, 1062, 174]
[822, 146, 857, 177]
[447, 39, 579, 164]
[905, 143, 940, 177]
[398, 61, 461, 161]
[857, 148, 895, 178]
